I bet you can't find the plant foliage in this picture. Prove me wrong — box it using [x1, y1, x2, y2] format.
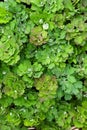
[0, 0, 87, 129]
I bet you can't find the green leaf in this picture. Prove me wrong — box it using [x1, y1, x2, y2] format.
[64, 0, 74, 11]
[33, 62, 42, 72]
[6, 111, 21, 126]
[16, 60, 32, 76]
[65, 94, 72, 100]
[82, 100, 87, 109]
[3, 73, 25, 98]
[68, 76, 76, 83]
[0, 96, 13, 107]
[24, 118, 39, 127]
[16, 0, 30, 5]
[30, 26, 48, 46]
[0, 7, 12, 24]
[74, 120, 83, 128]
[57, 0, 64, 11]
[0, 125, 11, 130]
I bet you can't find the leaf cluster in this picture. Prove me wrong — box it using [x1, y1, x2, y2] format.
[0, 0, 87, 130]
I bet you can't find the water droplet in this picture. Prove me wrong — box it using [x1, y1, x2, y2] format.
[14, 90, 17, 93]
[1, 106, 4, 110]
[49, 39, 53, 42]
[2, 29, 4, 33]
[10, 112, 12, 116]
[24, 97, 27, 100]
[40, 2, 44, 6]
[2, 71, 6, 75]
[30, 119, 34, 122]
[43, 23, 49, 30]
[28, 68, 32, 72]
[20, 108, 26, 112]
[8, 35, 11, 38]
[47, 56, 49, 59]
[39, 19, 43, 24]
[64, 111, 67, 115]
[82, 58, 84, 61]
